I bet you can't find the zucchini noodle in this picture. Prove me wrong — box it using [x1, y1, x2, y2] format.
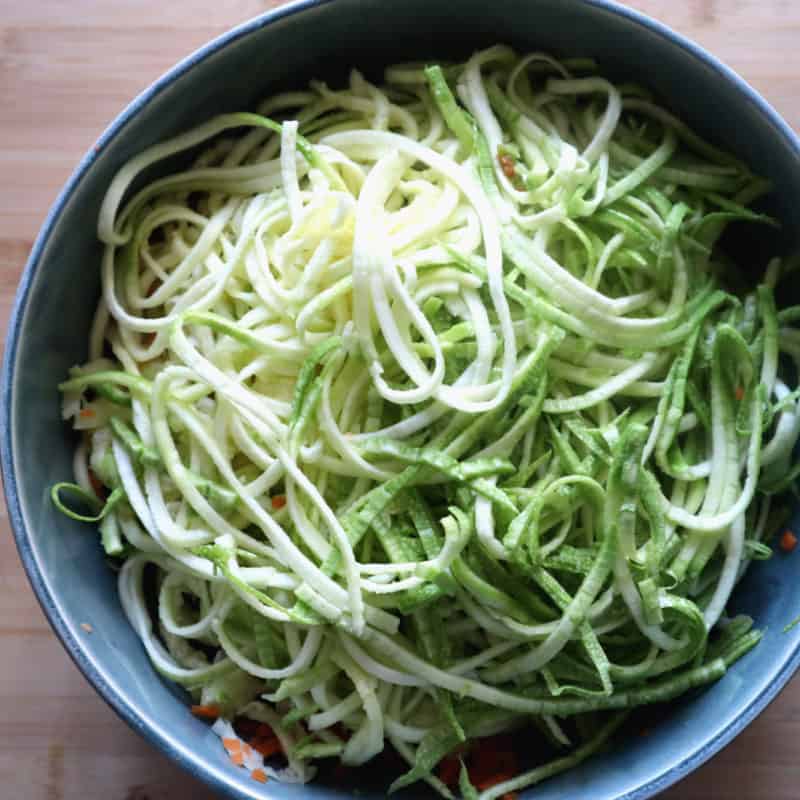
[55, 46, 798, 797]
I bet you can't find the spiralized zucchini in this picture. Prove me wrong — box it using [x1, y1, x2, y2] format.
[55, 45, 800, 798]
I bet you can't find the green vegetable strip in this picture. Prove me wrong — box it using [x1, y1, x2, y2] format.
[52, 45, 798, 799]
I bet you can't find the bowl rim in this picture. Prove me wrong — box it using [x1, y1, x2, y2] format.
[3, 1, 800, 798]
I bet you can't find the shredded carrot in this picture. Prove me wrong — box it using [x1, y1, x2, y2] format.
[271, 494, 287, 510]
[79, 407, 96, 418]
[498, 153, 516, 179]
[230, 751, 245, 766]
[242, 743, 254, 758]
[735, 385, 745, 401]
[780, 530, 797, 553]
[190, 704, 221, 720]
[252, 737, 282, 758]
[223, 737, 242, 754]
[251, 768, 268, 784]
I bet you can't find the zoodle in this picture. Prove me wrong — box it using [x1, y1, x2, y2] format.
[55, 45, 799, 797]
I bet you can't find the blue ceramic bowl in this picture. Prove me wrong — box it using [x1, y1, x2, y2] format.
[4, 1, 800, 798]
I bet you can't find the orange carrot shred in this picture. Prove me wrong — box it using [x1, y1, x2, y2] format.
[190, 704, 221, 720]
[223, 737, 242, 754]
[271, 494, 287, 510]
[735, 385, 744, 401]
[780, 530, 797, 553]
[251, 768, 268, 784]
[230, 751, 245, 766]
[498, 153, 516, 179]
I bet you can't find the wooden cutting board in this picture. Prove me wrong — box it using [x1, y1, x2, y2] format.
[1, 2, 799, 798]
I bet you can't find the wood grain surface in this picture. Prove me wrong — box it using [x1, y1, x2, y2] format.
[2, 2, 800, 798]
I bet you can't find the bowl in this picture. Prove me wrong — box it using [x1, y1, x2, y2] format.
[4, 1, 800, 798]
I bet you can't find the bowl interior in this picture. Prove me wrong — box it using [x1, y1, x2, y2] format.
[5, 1, 800, 799]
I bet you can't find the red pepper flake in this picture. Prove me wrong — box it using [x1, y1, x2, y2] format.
[251, 768, 268, 784]
[735, 385, 745, 401]
[190, 704, 221, 720]
[780, 530, 797, 553]
[498, 153, 516, 179]
[271, 494, 287, 510]
[79, 407, 96, 418]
